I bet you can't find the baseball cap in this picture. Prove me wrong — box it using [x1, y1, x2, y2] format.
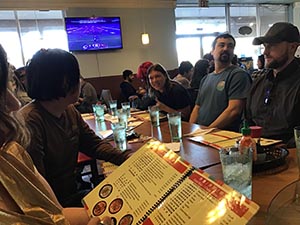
[253, 22, 300, 45]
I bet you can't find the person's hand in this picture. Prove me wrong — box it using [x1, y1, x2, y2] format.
[155, 98, 167, 112]
[74, 97, 83, 106]
[128, 95, 138, 101]
[137, 87, 146, 95]
[87, 216, 113, 225]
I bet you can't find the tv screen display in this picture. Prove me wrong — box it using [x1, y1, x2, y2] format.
[65, 17, 123, 52]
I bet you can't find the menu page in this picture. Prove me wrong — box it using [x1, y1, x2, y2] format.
[189, 130, 241, 145]
[82, 141, 192, 224]
[143, 170, 259, 225]
[189, 130, 282, 149]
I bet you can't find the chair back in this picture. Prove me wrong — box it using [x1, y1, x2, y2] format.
[100, 89, 113, 106]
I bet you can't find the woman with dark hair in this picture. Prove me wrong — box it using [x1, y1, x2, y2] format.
[190, 59, 210, 89]
[0, 45, 108, 224]
[147, 63, 192, 121]
[19, 49, 132, 207]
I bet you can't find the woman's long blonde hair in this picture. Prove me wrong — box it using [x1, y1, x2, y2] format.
[0, 44, 30, 148]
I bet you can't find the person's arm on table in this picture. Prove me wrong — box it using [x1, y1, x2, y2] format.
[208, 99, 245, 129]
[189, 104, 200, 124]
[78, 113, 133, 165]
[155, 98, 191, 121]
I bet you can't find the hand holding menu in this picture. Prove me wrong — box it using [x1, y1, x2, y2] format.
[82, 140, 259, 225]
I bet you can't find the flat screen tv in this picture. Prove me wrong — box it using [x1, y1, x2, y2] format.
[64, 17, 123, 52]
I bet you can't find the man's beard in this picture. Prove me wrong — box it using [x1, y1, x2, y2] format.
[266, 57, 289, 69]
[219, 52, 231, 63]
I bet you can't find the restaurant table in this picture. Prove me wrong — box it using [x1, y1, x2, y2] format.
[85, 117, 221, 170]
[84, 115, 299, 224]
[204, 148, 299, 225]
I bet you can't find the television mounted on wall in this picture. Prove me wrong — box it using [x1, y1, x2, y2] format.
[64, 16, 123, 52]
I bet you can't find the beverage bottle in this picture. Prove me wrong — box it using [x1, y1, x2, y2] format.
[239, 121, 257, 161]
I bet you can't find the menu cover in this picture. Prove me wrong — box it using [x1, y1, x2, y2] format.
[189, 130, 282, 150]
[82, 140, 259, 225]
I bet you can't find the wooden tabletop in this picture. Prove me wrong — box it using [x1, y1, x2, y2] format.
[85, 117, 221, 170]
[85, 115, 299, 224]
[204, 149, 299, 225]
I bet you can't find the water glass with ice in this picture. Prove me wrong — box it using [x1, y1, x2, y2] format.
[108, 100, 118, 116]
[113, 124, 127, 151]
[117, 109, 128, 129]
[167, 112, 182, 142]
[121, 102, 131, 118]
[92, 104, 105, 122]
[294, 126, 300, 175]
[148, 106, 160, 127]
[219, 147, 253, 199]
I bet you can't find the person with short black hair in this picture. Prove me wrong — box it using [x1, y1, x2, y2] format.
[173, 61, 193, 89]
[19, 49, 133, 207]
[0, 45, 106, 225]
[189, 33, 252, 131]
[246, 22, 300, 146]
[120, 69, 145, 102]
[251, 54, 267, 80]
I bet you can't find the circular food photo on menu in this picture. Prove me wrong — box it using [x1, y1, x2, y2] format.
[118, 214, 133, 225]
[109, 198, 123, 214]
[92, 201, 107, 216]
[99, 184, 113, 199]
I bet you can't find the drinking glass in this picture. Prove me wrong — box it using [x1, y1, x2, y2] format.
[92, 104, 105, 122]
[167, 112, 182, 142]
[121, 102, 131, 118]
[117, 109, 128, 129]
[266, 179, 300, 224]
[108, 100, 118, 117]
[112, 124, 127, 151]
[148, 106, 160, 127]
[265, 126, 300, 224]
[219, 147, 253, 199]
[294, 126, 300, 176]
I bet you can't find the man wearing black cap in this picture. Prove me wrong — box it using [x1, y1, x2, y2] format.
[246, 22, 300, 146]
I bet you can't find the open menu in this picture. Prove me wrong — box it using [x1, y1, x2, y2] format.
[82, 140, 259, 225]
[189, 130, 282, 150]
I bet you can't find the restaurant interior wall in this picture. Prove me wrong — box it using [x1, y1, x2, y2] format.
[65, 7, 178, 78]
[0, 7, 178, 78]
[0, 0, 298, 77]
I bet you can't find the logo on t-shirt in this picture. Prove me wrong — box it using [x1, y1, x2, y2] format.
[216, 81, 225, 91]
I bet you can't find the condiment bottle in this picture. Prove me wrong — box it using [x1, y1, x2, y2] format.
[239, 121, 257, 161]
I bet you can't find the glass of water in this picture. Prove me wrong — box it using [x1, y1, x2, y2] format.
[112, 124, 127, 151]
[108, 100, 118, 117]
[148, 106, 160, 127]
[167, 112, 182, 142]
[219, 147, 253, 199]
[92, 104, 105, 122]
[121, 102, 131, 118]
[294, 126, 300, 176]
